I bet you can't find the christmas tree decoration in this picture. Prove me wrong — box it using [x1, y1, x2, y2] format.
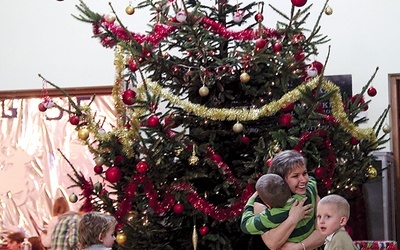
[94, 156, 105, 166]
[367, 165, 377, 179]
[78, 127, 90, 140]
[291, 0, 307, 8]
[367, 86, 377, 97]
[349, 137, 359, 145]
[69, 115, 80, 125]
[198, 85, 209, 97]
[239, 72, 250, 83]
[233, 11, 244, 23]
[45, 0, 391, 248]
[383, 124, 391, 133]
[325, 6, 333, 15]
[105, 166, 122, 183]
[38, 102, 47, 112]
[176, 10, 187, 23]
[232, 122, 244, 133]
[147, 114, 160, 127]
[94, 182, 103, 193]
[104, 13, 116, 23]
[69, 193, 78, 203]
[122, 89, 136, 105]
[125, 2, 135, 15]
[199, 225, 209, 236]
[94, 165, 103, 174]
[116, 232, 127, 245]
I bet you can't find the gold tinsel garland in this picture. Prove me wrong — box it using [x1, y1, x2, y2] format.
[90, 47, 376, 157]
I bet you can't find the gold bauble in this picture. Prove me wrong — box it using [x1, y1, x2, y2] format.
[325, 6, 333, 15]
[240, 72, 250, 83]
[78, 128, 90, 140]
[125, 4, 135, 15]
[367, 165, 377, 179]
[198, 85, 209, 97]
[116, 232, 127, 245]
[189, 155, 199, 166]
[69, 193, 78, 203]
[382, 124, 391, 134]
[94, 156, 105, 166]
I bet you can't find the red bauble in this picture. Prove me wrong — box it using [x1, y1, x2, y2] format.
[294, 52, 305, 61]
[69, 116, 79, 125]
[254, 13, 263, 22]
[173, 203, 184, 214]
[255, 38, 266, 49]
[350, 137, 359, 145]
[273, 42, 282, 53]
[105, 166, 122, 183]
[291, 0, 307, 7]
[114, 155, 125, 165]
[367, 87, 377, 97]
[314, 167, 327, 179]
[279, 113, 293, 127]
[128, 61, 138, 71]
[199, 226, 209, 236]
[280, 102, 295, 112]
[241, 135, 250, 144]
[147, 115, 160, 127]
[38, 102, 47, 112]
[265, 158, 273, 167]
[136, 161, 149, 174]
[122, 89, 136, 105]
[311, 61, 324, 74]
[94, 165, 103, 174]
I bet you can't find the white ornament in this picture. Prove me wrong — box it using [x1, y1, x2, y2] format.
[98, 128, 107, 135]
[94, 156, 105, 166]
[232, 122, 244, 133]
[233, 11, 244, 23]
[306, 66, 318, 77]
[176, 11, 187, 23]
[199, 86, 209, 97]
[105, 13, 116, 23]
[44, 99, 55, 108]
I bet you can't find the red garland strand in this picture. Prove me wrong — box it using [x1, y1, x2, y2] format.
[92, 15, 280, 48]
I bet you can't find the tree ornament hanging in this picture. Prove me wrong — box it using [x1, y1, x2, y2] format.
[291, 0, 307, 7]
[192, 225, 198, 250]
[136, 161, 149, 174]
[125, 2, 135, 15]
[105, 166, 122, 183]
[232, 122, 244, 133]
[240, 72, 250, 83]
[241, 135, 250, 144]
[199, 225, 209, 236]
[198, 85, 209, 97]
[188, 147, 199, 165]
[69, 115, 80, 125]
[273, 42, 282, 53]
[78, 127, 90, 140]
[233, 11, 244, 23]
[94, 165, 103, 174]
[116, 231, 127, 245]
[38, 102, 47, 112]
[255, 38, 267, 49]
[279, 113, 293, 127]
[94, 156, 105, 166]
[306, 66, 318, 78]
[382, 124, 391, 133]
[367, 86, 377, 97]
[325, 6, 333, 15]
[311, 61, 324, 74]
[254, 13, 263, 22]
[69, 193, 78, 203]
[147, 114, 160, 127]
[265, 158, 273, 167]
[104, 13, 116, 23]
[349, 137, 359, 145]
[173, 203, 184, 214]
[176, 10, 187, 23]
[122, 89, 136, 105]
[94, 182, 103, 193]
[367, 165, 377, 179]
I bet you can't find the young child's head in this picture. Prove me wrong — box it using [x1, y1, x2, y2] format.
[256, 174, 291, 208]
[317, 194, 350, 236]
[78, 212, 117, 248]
[267, 150, 309, 195]
[7, 231, 25, 250]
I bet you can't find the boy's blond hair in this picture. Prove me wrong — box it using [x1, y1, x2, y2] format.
[78, 212, 117, 248]
[319, 194, 350, 218]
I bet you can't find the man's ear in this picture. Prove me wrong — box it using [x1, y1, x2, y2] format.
[339, 216, 348, 227]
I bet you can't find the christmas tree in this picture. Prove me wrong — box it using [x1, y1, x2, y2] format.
[38, 0, 389, 248]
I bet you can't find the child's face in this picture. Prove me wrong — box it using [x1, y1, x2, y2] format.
[6, 240, 21, 250]
[101, 226, 116, 247]
[317, 203, 347, 236]
[284, 164, 309, 195]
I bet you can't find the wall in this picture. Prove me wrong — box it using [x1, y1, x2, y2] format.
[1, 0, 399, 150]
